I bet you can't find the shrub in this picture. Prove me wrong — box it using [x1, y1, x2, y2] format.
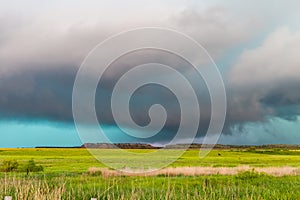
[23, 159, 44, 173]
[236, 169, 268, 180]
[0, 160, 19, 172]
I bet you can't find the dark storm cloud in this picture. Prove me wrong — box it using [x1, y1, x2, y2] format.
[260, 82, 300, 107]
[0, 67, 76, 121]
[1, 45, 299, 144]
[260, 82, 300, 121]
[95, 49, 211, 143]
[223, 81, 300, 135]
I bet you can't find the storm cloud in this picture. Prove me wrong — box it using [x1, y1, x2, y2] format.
[0, 1, 300, 145]
[227, 27, 300, 130]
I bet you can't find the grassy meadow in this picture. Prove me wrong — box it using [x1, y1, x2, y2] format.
[1, 148, 300, 199]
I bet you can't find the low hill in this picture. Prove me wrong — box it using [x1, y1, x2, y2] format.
[79, 143, 300, 149]
[81, 143, 160, 149]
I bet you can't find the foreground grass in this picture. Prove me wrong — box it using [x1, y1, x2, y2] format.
[1, 172, 300, 200]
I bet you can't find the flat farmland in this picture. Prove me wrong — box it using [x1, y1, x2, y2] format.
[1, 148, 300, 199]
[1, 148, 300, 173]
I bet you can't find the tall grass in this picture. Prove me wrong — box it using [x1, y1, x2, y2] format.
[0, 174, 65, 199]
[1, 172, 300, 200]
[88, 166, 300, 177]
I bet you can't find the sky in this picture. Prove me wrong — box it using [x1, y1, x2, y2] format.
[0, 0, 300, 147]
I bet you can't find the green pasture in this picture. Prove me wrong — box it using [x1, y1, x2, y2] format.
[1, 148, 300, 173]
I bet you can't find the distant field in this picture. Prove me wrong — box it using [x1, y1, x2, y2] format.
[1, 148, 300, 173]
[1, 148, 300, 199]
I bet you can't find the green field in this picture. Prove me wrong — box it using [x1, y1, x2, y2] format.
[1, 148, 300, 199]
[2, 148, 300, 173]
